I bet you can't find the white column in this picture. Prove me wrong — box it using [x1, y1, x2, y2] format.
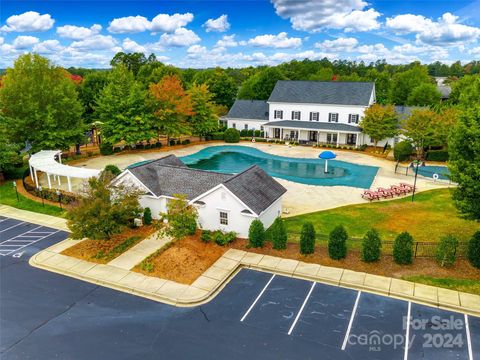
[58, 154, 62, 164]
[47, 173, 52, 189]
[317, 131, 320, 146]
[336, 132, 340, 146]
[355, 133, 360, 148]
[29, 164, 34, 181]
[57, 174, 61, 186]
[67, 176, 72, 192]
[33, 168, 39, 188]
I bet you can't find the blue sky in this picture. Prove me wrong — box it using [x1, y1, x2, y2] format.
[1, 0, 480, 68]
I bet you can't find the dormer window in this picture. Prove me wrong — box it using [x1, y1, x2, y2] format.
[348, 114, 359, 124]
[292, 111, 301, 120]
[309, 112, 319, 121]
[274, 110, 283, 119]
[328, 113, 338, 123]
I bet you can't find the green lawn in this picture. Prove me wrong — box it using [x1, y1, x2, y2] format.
[284, 189, 480, 243]
[403, 275, 480, 296]
[0, 182, 66, 217]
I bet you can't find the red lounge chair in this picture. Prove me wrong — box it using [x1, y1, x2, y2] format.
[400, 183, 415, 192]
[391, 185, 408, 195]
[377, 187, 394, 198]
[362, 190, 380, 201]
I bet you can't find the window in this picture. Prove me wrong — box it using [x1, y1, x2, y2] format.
[309, 112, 319, 121]
[232, 123, 236, 129]
[244, 124, 248, 130]
[328, 113, 338, 122]
[274, 110, 283, 119]
[326, 133, 338, 144]
[348, 114, 359, 124]
[292, 111, 301, 120]
[219, 211, 228, 225]
[260, 126, 264, 131]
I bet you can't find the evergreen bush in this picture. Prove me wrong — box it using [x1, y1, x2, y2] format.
[103, 164, 121, 177]
[328, 225, 348, 260]
[99, 143, 113, 155]
[248, 219, 265, 248]
[394, 141, 413, 161]
[361, 228, 382, 262]
[468, 231, 480, 269]
[393, 232, 414, 265]
[435, 234, 458, 267]
[300, 222, 315, 255]
[143, 207, 152, 225]
[201, 230, 212, 243]
[271, 217, 287, 250]
[224, 128, 240, 143]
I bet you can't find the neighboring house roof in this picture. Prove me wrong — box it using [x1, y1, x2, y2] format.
[268, 80, 375, 106]
[437, 85, 451, 99]
[394, 106, 424, 121]
[262, 120, 361, 132]
[128, 154, 187, 169]
[226, 100, 269, 120]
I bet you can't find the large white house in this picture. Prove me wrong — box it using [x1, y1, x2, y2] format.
[113, 155, 286, 238]
[224, 80, 403, 147]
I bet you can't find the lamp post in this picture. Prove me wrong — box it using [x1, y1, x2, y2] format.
[411, 159, 421, 202]
[56, 189, 62, 210]
[12, 181, 19, 202]
[38, 186, 45, 207]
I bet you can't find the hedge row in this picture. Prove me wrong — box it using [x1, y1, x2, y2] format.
[426, 150, 449, 161]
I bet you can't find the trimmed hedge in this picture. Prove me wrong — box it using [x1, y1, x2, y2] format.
[143, 207, 152, 225]
[224, 128, 240, 143]
[103, 164, 121, 176]
[248, 219, 265, 248]
[210, 132, 224, 140]
[361, 228, 382, 262]
[328, 225, 348, 260]
[300, 222, 315, 254]
[99, 143, 114, 155]
[426, 150, 448, 162]
[468, 231, 480, 269]
[271, 217, 287, 250]
[393, 232, 414, 265]
[394, 141, 413, 161]
[435, 234, 458, 267]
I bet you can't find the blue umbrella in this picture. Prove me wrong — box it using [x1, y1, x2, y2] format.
[319, 151, 337, 173]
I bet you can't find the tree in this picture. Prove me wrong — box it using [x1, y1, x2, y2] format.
[194, 68, 238, 107]
[143, 207, 152, 225]
[103, 164, 121, 177]
[389, 64, 431, 105]
[448, 106, 480, 220]
[164, 194, 198, 239]
[393, 232, 414, 265]
[0, 54, 84, 152]
[431, 108, 459, 148]
[66, 174, 142, 240]
[435, 235, 458, 267]
[95, 65, 155, 145]
[360, 104, 398, 148]
[149, 75, 194, 144]
[449, 74, 480, 105]
[248, 219, 265, 248]
[403, 109, 436, 158]
[271, 217, 287, 250]
[328, 225, 348, 260]
[468, 231, 480, 269]
[406, 83, 441, 106]
[393, 141, 413, 161]
[238, 67, 286, 100]
[110, 52, 150, 76]
[300, 222, 315, 255]
[187, 83, 218, 140]
[0, 120, 22, 176]
[78, 71, 109, 123]
[361, 228, 382, 262]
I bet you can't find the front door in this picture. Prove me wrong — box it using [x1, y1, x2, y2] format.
[290, 130, 298, 141]
[347, 133, 357, 145]
[326, 133, 338, 144]
[309, 131, 318, 142]
[274, 128, 281, 139]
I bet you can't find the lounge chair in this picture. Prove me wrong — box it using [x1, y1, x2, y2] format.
[399, 183, 415, 192]
[377, 187, 395, 198]
[362, 190, 380, 201]
[391, 185, 408, 195]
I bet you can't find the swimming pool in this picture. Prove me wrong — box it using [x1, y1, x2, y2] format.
[415, 165, 450, 180]
[180, 146, 379, 188]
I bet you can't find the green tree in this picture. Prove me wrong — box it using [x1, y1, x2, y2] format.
[365, 69, 391, 105]
[448, 106, 480, 220]
[361, 228, 382, 262]
[164, 194, 198, 239]
[78, 71, 109, 123]
[403, 109, 436, 158]
[271, 217, 287, 250]
[435, 234, 458, 267]
[449, 74, 480, 105]
[393, 232, 414, 265]
[468, 231, 480, 269]
[66, 174, 142, 240]
[360, 104, 398, 148]
[95, 65, 155, 145]
[431, 108, 459, 148]
[300, 222, 315, 255]
[309, 67, 334, 81]
[406, 83, 441, 106]
[328, 225, 348, 260]
[238, 67, 286, 100]
[0, 121, 22, 176]
[194, 68, 238, 107]
[143, 207, 152, 225]
[393, 141, 413, 161]
[0, 54, 84, 152]
[389, 64, 431, 105]
[110, 52, 150, 76]
[248, 219, 265, 248]
[187, 83, 219, 140]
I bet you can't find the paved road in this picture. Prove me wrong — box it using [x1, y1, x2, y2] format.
[1, 216, 479, 359]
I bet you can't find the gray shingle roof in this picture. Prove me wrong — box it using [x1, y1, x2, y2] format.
[224, 165, 287, 215]
[129, 154, 187, 169]
[226, 100, 269, 120]
[268, 80, 375, 106]
[263, 120, 361, 132]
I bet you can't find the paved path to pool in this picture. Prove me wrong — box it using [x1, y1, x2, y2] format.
[47, 142, 451, 216]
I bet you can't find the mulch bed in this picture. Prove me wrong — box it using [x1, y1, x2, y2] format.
[62, 225, 155, 264]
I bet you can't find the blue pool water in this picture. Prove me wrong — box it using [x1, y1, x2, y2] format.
[179, 146, 379, 188]
[415, 165, 450, 180]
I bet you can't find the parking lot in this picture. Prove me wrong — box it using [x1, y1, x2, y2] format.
[1, 216, 479, 359]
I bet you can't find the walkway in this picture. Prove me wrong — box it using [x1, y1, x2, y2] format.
[0, 204, 68, 231]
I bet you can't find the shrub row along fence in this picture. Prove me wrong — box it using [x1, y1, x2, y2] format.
[288, 232, 469, 258]
[22, 169, 78, 205]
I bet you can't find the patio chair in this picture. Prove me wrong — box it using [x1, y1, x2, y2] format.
[399, 183, 415, 192]
[377, 187, 395, 198]
[391, 185, 408, 195]
[362, 190, 380, 201]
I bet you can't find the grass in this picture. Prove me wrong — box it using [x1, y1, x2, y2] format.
[284, 189, 480, 243]
[403, 275, 480, 296]
[0, 182, 66, 217]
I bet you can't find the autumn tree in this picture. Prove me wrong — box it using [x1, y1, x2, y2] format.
[403, 109, 436, 157]
[149, 75, 193, 144]
[187, 83, 218, 140]
[360, 104, 399, 148]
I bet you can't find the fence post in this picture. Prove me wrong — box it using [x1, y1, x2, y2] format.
[414, 242, 419, 258]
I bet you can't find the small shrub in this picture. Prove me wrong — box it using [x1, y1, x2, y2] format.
[361, 228, 382, 262]
[468, 231, 480, 269]
[271, 217, 287, 250]
[224, 128, 240, 143]
[169, 139, 176, 146]
[394, 141, 413, 161]
[328, 225, 348, 260]
[248, 219, 265, 248]
[144, 143, 151, 149]
[359, 144, 367, 151]
[211, 132, 224, 140]
[136, 143, 145, 150]
[155, 142, 162, 148]
[182, 139, 190, 145]
[254, 130, 261, 137]
[426, 150, 449, 162]
[247, 129, 254, 137]
[99, 143, 113, 155]
[113, 146, 122, 153]
[436, 234, 458, 267]
[201, 230, 212, 243]
[143, 207, 152, 225]
[393, 232, 414, 265]
[123, 145, 131, 151]
[165, 194, 198, 239]
[240, 129, 248, 137]
[300, 222, 315, 254]
[103, 164, 121, 177]
[213, 231, 237, 246]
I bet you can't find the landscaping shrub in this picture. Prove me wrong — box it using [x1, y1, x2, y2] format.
[361, 228, 382, 262]
[394, 141, 413, 161]
[113, 146, 122, 153]
[271, 217, 287, 250]
[143, 207, 152, 225]
[393, 232, 414, 265]
[144, 143, 151, 149]
[248, 219, 265, 248]
[468, 231, 480, 269]
[247, 129, 254, 137]
[224, 128, 240, 143]
[211, 132, 224, 140]
[300, 222, 315, 254]
[201, 230, 212, 243]
[99, 143, 114, 155]
[426, 150, 449, 162]
[103, 164, 121, 177]
[155, 142, 162, 148]
[182, 139, 190, 145]
[240, 129, 248, 137]
[165, 194, 198, 239]
[136, 143, 144, 150]
[213, 231, 237, 246]
[254, 130, 261, 137]
[169, 139, 176, 146]
[123, 145, 131, 151]
[328, 225, 348, 259]
[436, 234, 458, 267]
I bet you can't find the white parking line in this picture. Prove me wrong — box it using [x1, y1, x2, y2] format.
[404, 301, 411, 360]
[341, 290, 362, 350]
[0, 225, 43, 245]
[288, 282, 316, 335]
[240, 274, 276, 322]
[465, 314, 473, 360]
[0, 221, 25, 233]
[0, 229, 59, 256]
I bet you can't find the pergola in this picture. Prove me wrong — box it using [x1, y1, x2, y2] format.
[28, 150, 101, 192]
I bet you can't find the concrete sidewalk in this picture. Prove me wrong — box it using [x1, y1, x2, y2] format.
[0, 204, 68, 231]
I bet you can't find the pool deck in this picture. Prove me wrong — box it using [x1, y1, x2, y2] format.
[40, 142, 452, 217]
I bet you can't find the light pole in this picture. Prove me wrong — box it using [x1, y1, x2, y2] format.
[12, 181, 19, 202]
[56, 189, 62, 210]
[38, 186, 45, 207]
[411, 159, 421, 202]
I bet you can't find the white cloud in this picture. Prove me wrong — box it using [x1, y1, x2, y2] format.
[315, 37, 358, 51]
[0, 37, 4, 45]
[386, 12, 480, 45]
[108, 16, 150, 34]
[203, 15, 230, 33]
[33, 40, 63, 54]
[187, 44, 208, 56]
[107, 13, 193, 34]
[469, 47, 480, 56]
[271, 0, 380, 32]
[215, 34, 239, 47]
[150, 13, 194, 33]
[392, 43, 449, 59]
[1, 11, 54, 32]
[57, 24, 102, 40]
[70, 35, 117, 50]
[248, 32, 302, 48]
[12, 35, 39, 49]
[122, 38, 147, 53]
[159, 28, 200, 47]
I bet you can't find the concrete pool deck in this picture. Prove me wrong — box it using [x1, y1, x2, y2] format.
[38, 142, 452, 216]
